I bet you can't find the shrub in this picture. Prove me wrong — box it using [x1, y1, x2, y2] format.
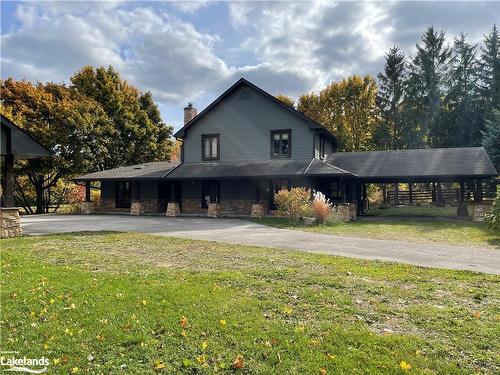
[312, 190, 332, 224]
[274, 187, 311, 223]
[485, 185, 500, 230]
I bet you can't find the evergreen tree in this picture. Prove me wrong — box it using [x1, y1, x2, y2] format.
[407, 26, 452, 147]
[482, 109, 500, 171]
[376, 46, 406, 149]
[444, 32, 482, 146]
[478, 25, 500, 120]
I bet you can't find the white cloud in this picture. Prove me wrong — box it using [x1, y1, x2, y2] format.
[170, 1, 211, 14]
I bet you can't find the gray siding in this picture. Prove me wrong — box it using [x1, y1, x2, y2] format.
[140, 181, 158, 199]
[101, 181, 115, 200]
[183, 85, 315, 162]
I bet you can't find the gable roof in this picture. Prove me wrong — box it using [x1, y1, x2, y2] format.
[327, 147, 498, 180]
[74, 161, 180, 181]
[1, 115, 51, 159]
[174, 78, 339, 144]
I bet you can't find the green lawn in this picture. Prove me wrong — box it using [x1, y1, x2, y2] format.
[254, 217, 500, 248]
[365, 206, 458, 218]
[1, 233, 499, 374]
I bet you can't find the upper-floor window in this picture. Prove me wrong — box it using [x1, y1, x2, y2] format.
[271, 129, 291, 158]
[202, 134, 220, 161]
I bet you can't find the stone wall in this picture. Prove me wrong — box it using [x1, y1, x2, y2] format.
[96, 199, 129, 213]
[468, 202, 493, 222]
[81, 201, 96, 215]
[181, 199, 203, 214]
[219, 200, 254, 216]
[130, 199, 162, 215]
[1, 208, 22, 238]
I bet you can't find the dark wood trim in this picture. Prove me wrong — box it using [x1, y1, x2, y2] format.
[270, 129, 292, 159]
[115, 181, 131, 208]
[201, 134, 220, 161]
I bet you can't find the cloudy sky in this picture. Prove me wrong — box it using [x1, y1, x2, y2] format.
[1, 1, 498, 131]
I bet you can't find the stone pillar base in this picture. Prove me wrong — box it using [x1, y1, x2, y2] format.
[468, 202, 493, 222]
[130, 201, 141, 216]
[335, 203, 356, 221]
[1, 208, 22, 238]
[457, 202, 468, 217]
[166, 202, 180, 217]
[207, 203, 220, 218]
[250, 203, 264, 218]
[81, 201, 96, 215]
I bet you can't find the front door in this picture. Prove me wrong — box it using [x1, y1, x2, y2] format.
[201, 180, 220, 208]
[116, 181, 131, 208]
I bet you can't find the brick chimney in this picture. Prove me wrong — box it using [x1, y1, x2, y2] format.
[184, 102, 197, 125]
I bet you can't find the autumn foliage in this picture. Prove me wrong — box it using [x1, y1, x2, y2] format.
[274, 187, 311, 223]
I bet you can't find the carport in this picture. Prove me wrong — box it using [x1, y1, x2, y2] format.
[1, 115, 50, 237]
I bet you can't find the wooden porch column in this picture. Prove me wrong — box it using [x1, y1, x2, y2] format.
[340, 179, 346, 203]
[459, 182, 465, 202]
[431, 183, 437, 202]
[85, 181, 91, 202]
[394, 183, 399, 206]
[3, 154, 15, 207]
[382, 183, 386, 204]
[408, 183, 413, 204]
[474, 180, 483, 202]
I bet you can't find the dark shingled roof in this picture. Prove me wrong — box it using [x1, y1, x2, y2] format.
[74, 161, 179, 181]
[166, 159, 350, 179]
[327, 147, 497, 179]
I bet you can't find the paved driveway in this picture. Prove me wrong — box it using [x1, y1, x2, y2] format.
[21, 214, 500, 275]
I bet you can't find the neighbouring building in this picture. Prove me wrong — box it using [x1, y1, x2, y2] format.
[75, 78, 498, 220]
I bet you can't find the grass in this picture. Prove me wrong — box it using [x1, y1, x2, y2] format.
[1, 232, 499, 374]
[365, 206, 458, 218]
[253, 217, 500, 248]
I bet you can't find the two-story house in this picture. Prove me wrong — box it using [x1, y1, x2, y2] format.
[75, 78, 497, 218]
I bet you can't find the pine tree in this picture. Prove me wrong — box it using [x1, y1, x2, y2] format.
[444, 32, 482, 146]
[478, 25, 500, 120]
[408, 26, 452, 147]
[376, 46, 406, 149]
[482, 109, 500, 171]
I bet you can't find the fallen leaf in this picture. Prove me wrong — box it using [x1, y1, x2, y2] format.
[180, 316, 188, 329]
[400, 361, 411, 371]
[233, 355, 244, 369]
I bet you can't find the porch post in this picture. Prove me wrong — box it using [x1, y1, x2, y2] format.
[382, 183, 386, 204]
[85, 181, 91, 202]
[394, 183, 399, 206]
[459, 181, 465, 202]
[474, 179, 483, 202]
[3, 154, 15, 207]
[408, 182, 413, 204]
[431, 183, 437, 202]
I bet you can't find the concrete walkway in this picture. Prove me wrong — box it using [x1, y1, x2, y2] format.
[21, 214, 500, 275]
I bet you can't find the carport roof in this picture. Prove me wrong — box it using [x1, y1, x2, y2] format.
[327, 147, 497, 180]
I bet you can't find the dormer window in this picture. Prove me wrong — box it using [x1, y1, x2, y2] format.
[271, 129, 291, 158]
[202, 134, 219, 161]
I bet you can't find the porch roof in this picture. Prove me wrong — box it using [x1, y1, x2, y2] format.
[74, 161, 180, 181]
[165, 159, 351, 179]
